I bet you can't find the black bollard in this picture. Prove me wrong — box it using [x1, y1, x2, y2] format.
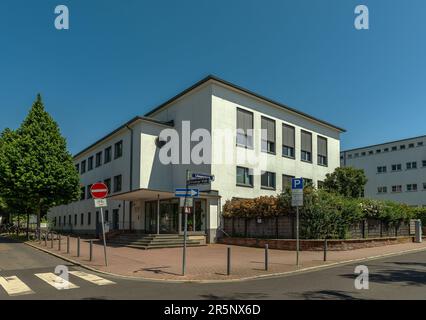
[324, 238, 328, 262]
[265, 244, 269, 271]
[67, 235, 70, 254]
[227, 247, 231, 276]
[90, 240, 93, 261]
[77, 237, 80, 257]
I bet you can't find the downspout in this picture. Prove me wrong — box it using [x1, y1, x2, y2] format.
[126, 124, 134, 231]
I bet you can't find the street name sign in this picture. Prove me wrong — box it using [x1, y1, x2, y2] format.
[90, 182, 109, 199]
[187, 172, 215, 186]
[175, 188, 199, 198]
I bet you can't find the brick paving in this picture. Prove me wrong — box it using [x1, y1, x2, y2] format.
[28, 235, 426, 281]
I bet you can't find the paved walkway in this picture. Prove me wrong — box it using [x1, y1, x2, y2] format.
[27, 235, 426, 281]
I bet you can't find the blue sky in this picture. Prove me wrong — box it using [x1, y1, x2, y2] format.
[0, 0, 425, 155]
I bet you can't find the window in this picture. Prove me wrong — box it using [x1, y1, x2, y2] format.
[74, 214, 77, 226]
[391, 164, 402, 171]
[301, 131, 312, 163]
[59, 216, 62, 226]
[409, 143, 415, 148]
[361, 152, 366, 156]
[87, 184, 93, 199]
[423, 183, 426, 190]
[376, 149, 381, 154]
[282, 124, 295, 158]
[317, 136, 328, 166]
[80, 186, 85, 200]
[88, 212, 92, 225]
[104, 146, 112, 163]
[114, 140, 123, 159]
[113, 175, 122, 192]
[88, 156, 94, 171]
[406, 162, 417, 170]
[354, 153, 359, 158]
[261, 171, 276, 189]
[282, 175, 295, 190]
[383, 148, 389, 152]
[80, 213, 84, 225]
[378, 186, 387, 194]
[104, 178, 111, 194]
[407, 184, 418, 192]
[377, 166, 387, 174]
[105, 210, 109, 222]
[418, 142, 424, 147]
[95, 152, 102, 167]
[54, 217, 57, 227]
[236, 167, 253, 187]
[75, 164, 80, 172]
[423, 160, 426, 167]
[68, 215, 71, 225]
[400, 145, 406, 150]
[303, 178, 313, 187]
[391, 146, 397, 151]
[317, 181, 325, 189]
[64, 216, 66, 226]
[261, 117, 276, 153]
[81, 160, 86, 174]
[368, 150, 374, 155]
[392, 185, 402, 193]
[236, 108, 254, 148]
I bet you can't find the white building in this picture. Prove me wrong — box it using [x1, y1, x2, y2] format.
[48, 75, 344, 243]
[341, 135, 426, 207]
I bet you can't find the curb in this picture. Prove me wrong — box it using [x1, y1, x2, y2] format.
[24, 241, 426, 284]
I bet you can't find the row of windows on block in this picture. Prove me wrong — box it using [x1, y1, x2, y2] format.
[53, 210, 118, 227]
[344, 141, 425, 159]
[75, 140, 123, 175]
[377, 183, 426, 194]
[236, 166, 317, 190]
[377, 160, 426, 173]
[80, 175, 122, 200]
[236, 108, 328, 166]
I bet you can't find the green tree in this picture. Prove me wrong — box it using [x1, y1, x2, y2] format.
[323, 167, 367, 198]
[0, 94, 80, 234]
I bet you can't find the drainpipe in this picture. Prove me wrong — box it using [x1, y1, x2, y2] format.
[126, 124, 134, 231]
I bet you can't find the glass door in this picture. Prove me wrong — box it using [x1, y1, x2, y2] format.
[159, 200, 179, 233]
[145, 201, 157, 234]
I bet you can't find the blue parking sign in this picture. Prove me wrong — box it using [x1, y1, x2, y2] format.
[291, 178, 304, 190]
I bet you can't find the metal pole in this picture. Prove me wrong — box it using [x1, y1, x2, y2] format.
[157, 195, 160, 235]
[296, 206, 300, 267]
[77, 237, 80, 257]
[100, 207, 108, 266]
[323, 238, 327, 262]
[58, 234, 61, 251]
[182, 169, 189, 276]
[265, 244, 269, 271]
[67, 235, 70, 254]
[90, 240, 93, 261]
[227, 247, 231, 275]
[50, 232, 54, 248]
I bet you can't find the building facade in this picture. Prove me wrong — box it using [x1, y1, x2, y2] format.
[48, 75, 344, 243]
[341, 135, 426, 207]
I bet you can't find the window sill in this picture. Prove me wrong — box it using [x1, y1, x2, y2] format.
[301, 160, 313, 164]
[236, 144, 254, 150]
[261, 150, 276, 155]
[236, 184, 254, 188]
[282, 155, 295, 160]
[318, 163, 328, 168]
[261, 186, 276, 191]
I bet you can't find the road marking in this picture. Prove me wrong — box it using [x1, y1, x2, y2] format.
[35, 272, 79, 290]
[0, 276, 34, 296]
[69, 271, 115, 286]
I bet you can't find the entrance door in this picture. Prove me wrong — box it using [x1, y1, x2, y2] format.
[159, 200, 179, 233]
[112, 209, 119, 230]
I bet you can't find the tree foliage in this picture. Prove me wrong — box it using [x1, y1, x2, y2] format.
[323, 166, 368, 198]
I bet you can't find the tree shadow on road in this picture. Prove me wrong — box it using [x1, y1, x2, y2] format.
[289, 289, 362, 300]
[199, 292, 269, 300]
[340, 269, 426, 287]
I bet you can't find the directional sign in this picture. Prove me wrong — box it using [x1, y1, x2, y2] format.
[175, 188, 199, 198]
[91, 182, 109, 199]
[187, 178, 211, 186]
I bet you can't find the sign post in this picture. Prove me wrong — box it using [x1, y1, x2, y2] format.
[291, 178, 304, 267]
[91, 182, 109, 267]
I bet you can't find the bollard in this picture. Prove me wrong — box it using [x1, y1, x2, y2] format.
[77, 237, 80, 257]
[323, 238, 328, 262]
[50, 232, 54, 248]
[227, 247, 231, 276]
[265, 244, 269, 271]
[67, 235, 70, 254]
[44, 232, 47, 246]
[89, 240, 93, 261]
[58, 234, 61, 251]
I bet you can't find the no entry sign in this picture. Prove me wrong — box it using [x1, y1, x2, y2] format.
[90, 182, 109, 199]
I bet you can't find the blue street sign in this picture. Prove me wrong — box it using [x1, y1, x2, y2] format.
[291, 178, 304, 190]
[175, 188, 199, 198]
[191, 173, 215, 181]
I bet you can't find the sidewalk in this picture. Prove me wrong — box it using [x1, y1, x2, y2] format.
[27, 235, 426, 282]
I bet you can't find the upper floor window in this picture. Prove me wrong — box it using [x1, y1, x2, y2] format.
[261, 171, 276, 190]
[391, 164, 402, 171]
[95, 152, 102, 167]
[104, 146, 112, 163]
[391, 146, 397, 151]
[418, 142, 424, 147]
[301, 130, 312, 163]
[236, 108, 253, 149]
[377, 186, 387, 194]
[400, 145, 406, 150]
[282, 174, 295, 190]
[114, 140, 123, 159]
[407, 184, 418, 192]
[406, 162, 417, 170]
[282, 124, 295, 159]
[80, 186, 86, 201]
[383, 148, 389, 152]
[81, 160, 86, 174]
[376, 149, 381, 154]
[75, 164, 80, 173]
[377, 166, 387, 174]
[113, 175, 122, 193]
[368, 150, 374, 155]
[88, 212, 92, 225]
[87, 184, 93, 199]
[423, 183, 426, 190]
[392, 185, 402, 193]
[408, 143, 415, 148]
[236, 166, 253, 187]
[80, 213, 84, 225]
[317, 136, 328, 166]
[423, 160, 426, 167]
[261, 117, 276, 154]
[104, 178, 112, 194]
[88, 156, 94, 171]
[361, 152, 366, 156]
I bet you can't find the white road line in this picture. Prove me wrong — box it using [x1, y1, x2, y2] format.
[35, 272, 79, 290]
[0, 276, 34, 296]
[69, 271, 116, 286]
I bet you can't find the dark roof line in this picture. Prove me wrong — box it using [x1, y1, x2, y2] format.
[144, 75, 346, 132]
[341, 134, 426, 153]
[73, 116, 173, 159]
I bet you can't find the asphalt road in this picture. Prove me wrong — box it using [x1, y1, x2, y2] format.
[0, 236, 425, 300]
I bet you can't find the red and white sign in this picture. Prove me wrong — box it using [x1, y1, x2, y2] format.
[90, 182, 109, 199]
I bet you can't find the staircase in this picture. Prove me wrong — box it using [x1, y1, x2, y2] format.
[107, 233, 205, 250]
